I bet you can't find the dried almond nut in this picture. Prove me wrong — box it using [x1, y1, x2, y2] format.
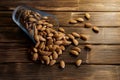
[37, 25, 42, 30]
[47, 24, 53, 28]
[55, 41, 63, 45]
[39, 50, 52, 56]
[34, 26, 38, 35]
[70, 50, 79, 56]
[33, 47, 38, 53]
[35, 41, 40, 48]
[67, 34, 75, 40]
[62, 40, 71, 46]
[76, 18, 84, 22]
[49, 60, 56, 66]
[34, 35, 39, 42]
[49, 55, 53, 60]
[60, 45, 65, 51]
[60, 60, 65, 69]
[85, 23, 92, 28]
[72, 32, 80, 38]
[29, 17, 37, 22]
[69, 19, 77, 24]
[57, 49, 63, 55]
[42, 16, 48, 20]
[32, 53, 38, 61]
[76, 59, 82, 67]
[72, 39, 79, 46]
[37, 20, 43, 24]
[39, 35, 46, 41]
[85, 13, 91, 20]
[72, 47, 81, 53]
[84, 45, 92, 51]
[52, 51, 58, 60]
[80, 34, 88, 41]
[42, 56, 50, 65]
[92, 26, 99, 33]
[58, 27, 65, 33]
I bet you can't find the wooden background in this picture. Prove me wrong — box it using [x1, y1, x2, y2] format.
[0, 0, 120, 80]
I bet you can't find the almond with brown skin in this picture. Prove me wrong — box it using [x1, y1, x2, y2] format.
[72, 32, 80, 38]
[92, 26, 99, 33]
[70, 50, 79, 56]
[76, 18, 84, 22]
[85, 13, 91, 20]
[69, 19, 77, 24]
[72, 47, 81, 53]
[49, 60, 56, 66]
[52, 51, 58, 60]
[72, 39, 79, 46]
[55, 41, 63, 45]
[84, 45, 92, 51]
[58, 27, 65, 33]
[60, 60, 65, 69]
[42, 56, 50, 65]
[32, 53, 38, 61]
[85, 23, 92, 28]
[76, 59, 82, 66]
[33, 47, 38, 53]
[80, 34, 88, 41]
[67, 34, 75, 40]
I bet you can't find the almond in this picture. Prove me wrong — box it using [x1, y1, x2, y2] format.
[72, 32, 80, 38]
[80, 34, 88, 41]
[85, 23, 92, 28]
[60, 60, 65, 69]
[69, 19, 77, 24]
[72, 47, 81, 53]
[58, 27, 65, 33]
[32, 53, 38, 61]
[67, 34, 75, 40]
[84, 45, 92, 51]
[92, 26, 99, 33]
[72, 39, 79, 46]
[85, 13, 91, 20]
[52, 51, 58, 60]
[76, 59, 82, 66]
[49, 60, 56, 66]
[70, 50, 79, 56]
[76, 18, 84, 22]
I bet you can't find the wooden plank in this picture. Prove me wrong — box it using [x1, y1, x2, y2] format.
[0, 64, 119, 80]
[79, 0, 120, 11]
[0, 26, 120, 44]
[1, 0, 120, 11]
[0, 0, 79, 11]
[87, 45, 120, 64]
[1, 12, 120, 27]
[0, 42, 120, 64]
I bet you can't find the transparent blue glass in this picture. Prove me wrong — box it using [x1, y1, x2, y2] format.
[12, 5, 59, 44]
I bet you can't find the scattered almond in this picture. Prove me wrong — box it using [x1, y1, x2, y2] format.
[76, 18, 84, 22]
[70, 50, 79, 56]
[60, 60, 65, 69]
[85, 23, 92, 28]
[69, 19, 77, 24]
[85, 13, 91, 20]
[76, 59, 82, 66]
[80, 34, 88, 41]
[92, 26, 99, 33]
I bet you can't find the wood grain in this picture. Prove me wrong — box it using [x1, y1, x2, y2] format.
[0, 64, 119, 80]
[1, 12, 120, 27]
[0, 26, 120, 44]
[1, 0, 120, 11]
[0, 42, 120, 64]
[0, 0, 79, 11]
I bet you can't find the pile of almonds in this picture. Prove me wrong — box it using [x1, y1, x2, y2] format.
[21, 10, 99, 69]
